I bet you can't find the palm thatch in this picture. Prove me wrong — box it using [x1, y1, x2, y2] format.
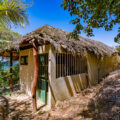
[13, 25, 117, 56]
[0, 40, 19, 58]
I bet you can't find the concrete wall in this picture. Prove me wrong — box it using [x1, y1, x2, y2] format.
[19, 45, 119, 107]
[19, 49, 34, 96]
[49, 47, 88, 107]
[19, 45, 89, 107]
[19, 45, 51, 95]
[87, 52, 119, 86]
[20, 45, 54, 107]
[53, 74, 88, 101]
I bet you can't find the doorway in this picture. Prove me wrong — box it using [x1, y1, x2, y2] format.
[37, 53, 48, 104]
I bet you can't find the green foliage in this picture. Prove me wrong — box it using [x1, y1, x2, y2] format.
[0, 0, 31, 28]
[0, 26, 22, 52]
[0, 25, 22, 41]
[0, 40, 11, 52]
[61, 0, 120, 40]
[115, 46, 120, 55]
[3, 91, 12, 96]
[12, 64, 19, 84]
[0, 61, 19, 89]
[114, 27, 120, 44]
[0, 68, 11, 88]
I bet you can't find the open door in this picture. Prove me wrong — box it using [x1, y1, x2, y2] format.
[37, 53, 48, 104]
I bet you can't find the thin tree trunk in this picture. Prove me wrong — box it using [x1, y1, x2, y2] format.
[32, 42, 38, 112]
[10, 52, 13, 92]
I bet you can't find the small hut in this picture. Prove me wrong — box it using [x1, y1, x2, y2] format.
[13, 25, 119, 110]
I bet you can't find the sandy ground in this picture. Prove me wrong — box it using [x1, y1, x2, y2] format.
[1, 68, 120, 120]
[34, 69, 120, 120]
[5, 91, 50, 120]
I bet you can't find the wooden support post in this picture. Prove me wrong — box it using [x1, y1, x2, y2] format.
[32, 42, 38, 112]
[10, 52, 13, 92]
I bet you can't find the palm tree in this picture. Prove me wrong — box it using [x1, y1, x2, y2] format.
[0, 0, 30, 92]
[0, 0, 29, 28]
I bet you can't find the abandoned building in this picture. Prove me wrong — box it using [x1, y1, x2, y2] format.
[0, 25, 119, 111]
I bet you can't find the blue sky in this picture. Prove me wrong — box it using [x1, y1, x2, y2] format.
[14, 0, 119, 47]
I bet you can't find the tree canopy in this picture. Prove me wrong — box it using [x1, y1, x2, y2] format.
[0, 25, 22, 52]
[0, 25, 22, 41]
[61, 0, 120, 41]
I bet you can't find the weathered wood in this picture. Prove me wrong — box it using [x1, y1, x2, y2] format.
[10, 52, 13, 92]
[32, 42, 38, 112]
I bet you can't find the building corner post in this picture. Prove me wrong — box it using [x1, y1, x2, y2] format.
[32, 42, 39, 112]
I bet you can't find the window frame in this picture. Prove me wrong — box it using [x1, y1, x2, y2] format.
[56, 53, 87, 78]
[20, 56, 28, 65]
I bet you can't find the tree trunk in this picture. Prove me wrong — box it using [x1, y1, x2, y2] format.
[32, 42, 38, 112]
[10, 52, 13, 92]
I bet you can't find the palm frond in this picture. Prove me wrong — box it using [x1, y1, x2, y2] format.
[0, 0, 30, 28]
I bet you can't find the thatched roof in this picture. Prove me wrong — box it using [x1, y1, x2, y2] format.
[14, 25, 117, 57]
[0, 41, 19, 58]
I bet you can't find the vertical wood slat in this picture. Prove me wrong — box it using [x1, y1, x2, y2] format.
[56, 53, 57, 78]
[76, 55, 77, 74]
[68, 54, 69, 76]
[65, 53, 67, 76]
[79, 55, 81, 73]
[56, 53, 87, 78]
[78, 55, 79, 73]
[62, 54, 63, 76]
[61, 54, 62, 77]
[72, 56, 75, 75]
[69, 54, 70, 76]
[56, 53, 58, 78]
[81, 56, 83, 73]
[81, 56, 82, 73]
[10, 52, 13, 92]
[77, 55, 78, 74]
[71, 54, 72, 75]
[59, 54, 61, 77]
[70, 54, 71, 75]
[62, 54, 64, 77]
[67, 53, 68, 76]
[76, 54, 77, 74]
[73, 56, 75, 74]
[72, 55, 73, 75]
[75, 54, 76, 75]
[57, 53, 58, 78]
[74, 55, 75, 75]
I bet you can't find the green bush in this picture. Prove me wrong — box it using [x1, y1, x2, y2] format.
[0, 61, 19, 89]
